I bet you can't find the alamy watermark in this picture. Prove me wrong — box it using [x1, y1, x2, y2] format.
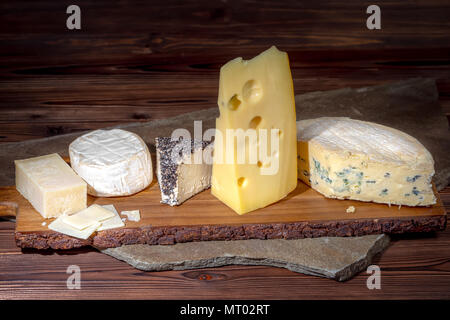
[66, 265, 81, 289]
[366, 265, 381, 289]
[366, 5, 381, 30]
[66, 5, 81, 30]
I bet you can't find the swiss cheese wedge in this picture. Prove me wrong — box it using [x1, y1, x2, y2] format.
[212, 46, 297, 214]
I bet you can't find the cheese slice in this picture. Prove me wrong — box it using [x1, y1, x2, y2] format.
[48, 204, 123, 238]
[69, 129, 153, 197]
[212, 46, 297, 214]
[73, 204, 115, 222]
[156, 137, 213, 206]
[15, 153, 87, 218]
[48, 216, 101, 240]
[62, 214, 98, 230]
[98, 204, 125, 231]
[297, 117, 436, 206]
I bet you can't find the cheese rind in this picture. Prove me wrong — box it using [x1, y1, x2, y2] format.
[156, 137, 213, 206]
[69, 129, 152, 197]
[212, 46, 298, 215]
[297, 117, 436, 206]
[15, 153, 87, 218]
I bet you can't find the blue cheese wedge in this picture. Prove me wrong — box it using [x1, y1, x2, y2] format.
[297, 117, 436, 206]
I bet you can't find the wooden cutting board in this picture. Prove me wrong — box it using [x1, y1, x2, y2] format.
[0, 180, 446, 250]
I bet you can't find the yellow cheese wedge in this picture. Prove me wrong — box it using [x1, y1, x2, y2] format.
[211, 46, 298, 214]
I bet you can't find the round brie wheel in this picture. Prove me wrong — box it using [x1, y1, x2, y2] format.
[69, 129, 153, 197]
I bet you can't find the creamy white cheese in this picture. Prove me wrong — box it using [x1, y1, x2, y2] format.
[69, 129, 153, 197]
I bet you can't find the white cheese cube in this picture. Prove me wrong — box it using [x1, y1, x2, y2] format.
[15, 153, 87, 218]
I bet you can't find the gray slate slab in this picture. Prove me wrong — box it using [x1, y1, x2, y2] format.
[101, 234, 390, 281]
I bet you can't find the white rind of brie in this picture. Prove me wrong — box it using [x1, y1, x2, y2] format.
[69, 129, 153, 197]
[297, 117, 436, 206]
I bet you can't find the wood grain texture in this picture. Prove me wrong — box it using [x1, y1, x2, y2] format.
[1, 180, 444, 249]
[0, 0, 449, 142]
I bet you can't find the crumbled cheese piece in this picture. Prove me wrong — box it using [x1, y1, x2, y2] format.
[346, 206, 356, 213]
[41, 221, 46, 226]
[121, 210, 141, 222]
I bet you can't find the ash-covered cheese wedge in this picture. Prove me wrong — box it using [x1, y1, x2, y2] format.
[297, 117, 436, 206]
[211, 46, 298, 215]
[15, 153, 87, 218]
[156, 137, 213, 206]
[69, 129, 152, 197]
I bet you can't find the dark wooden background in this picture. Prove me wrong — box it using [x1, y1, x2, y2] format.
[0, 0, 449, 299]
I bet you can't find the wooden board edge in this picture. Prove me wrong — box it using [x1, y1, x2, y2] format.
[0, 201, 18, 218]
[15, 214, 447, 250]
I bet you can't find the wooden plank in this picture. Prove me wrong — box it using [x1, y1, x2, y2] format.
[0, 0, 449, 143]
[0, 52, 448, 140]
[1, 179, 445, 250]
[1, 1, 449, 50]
